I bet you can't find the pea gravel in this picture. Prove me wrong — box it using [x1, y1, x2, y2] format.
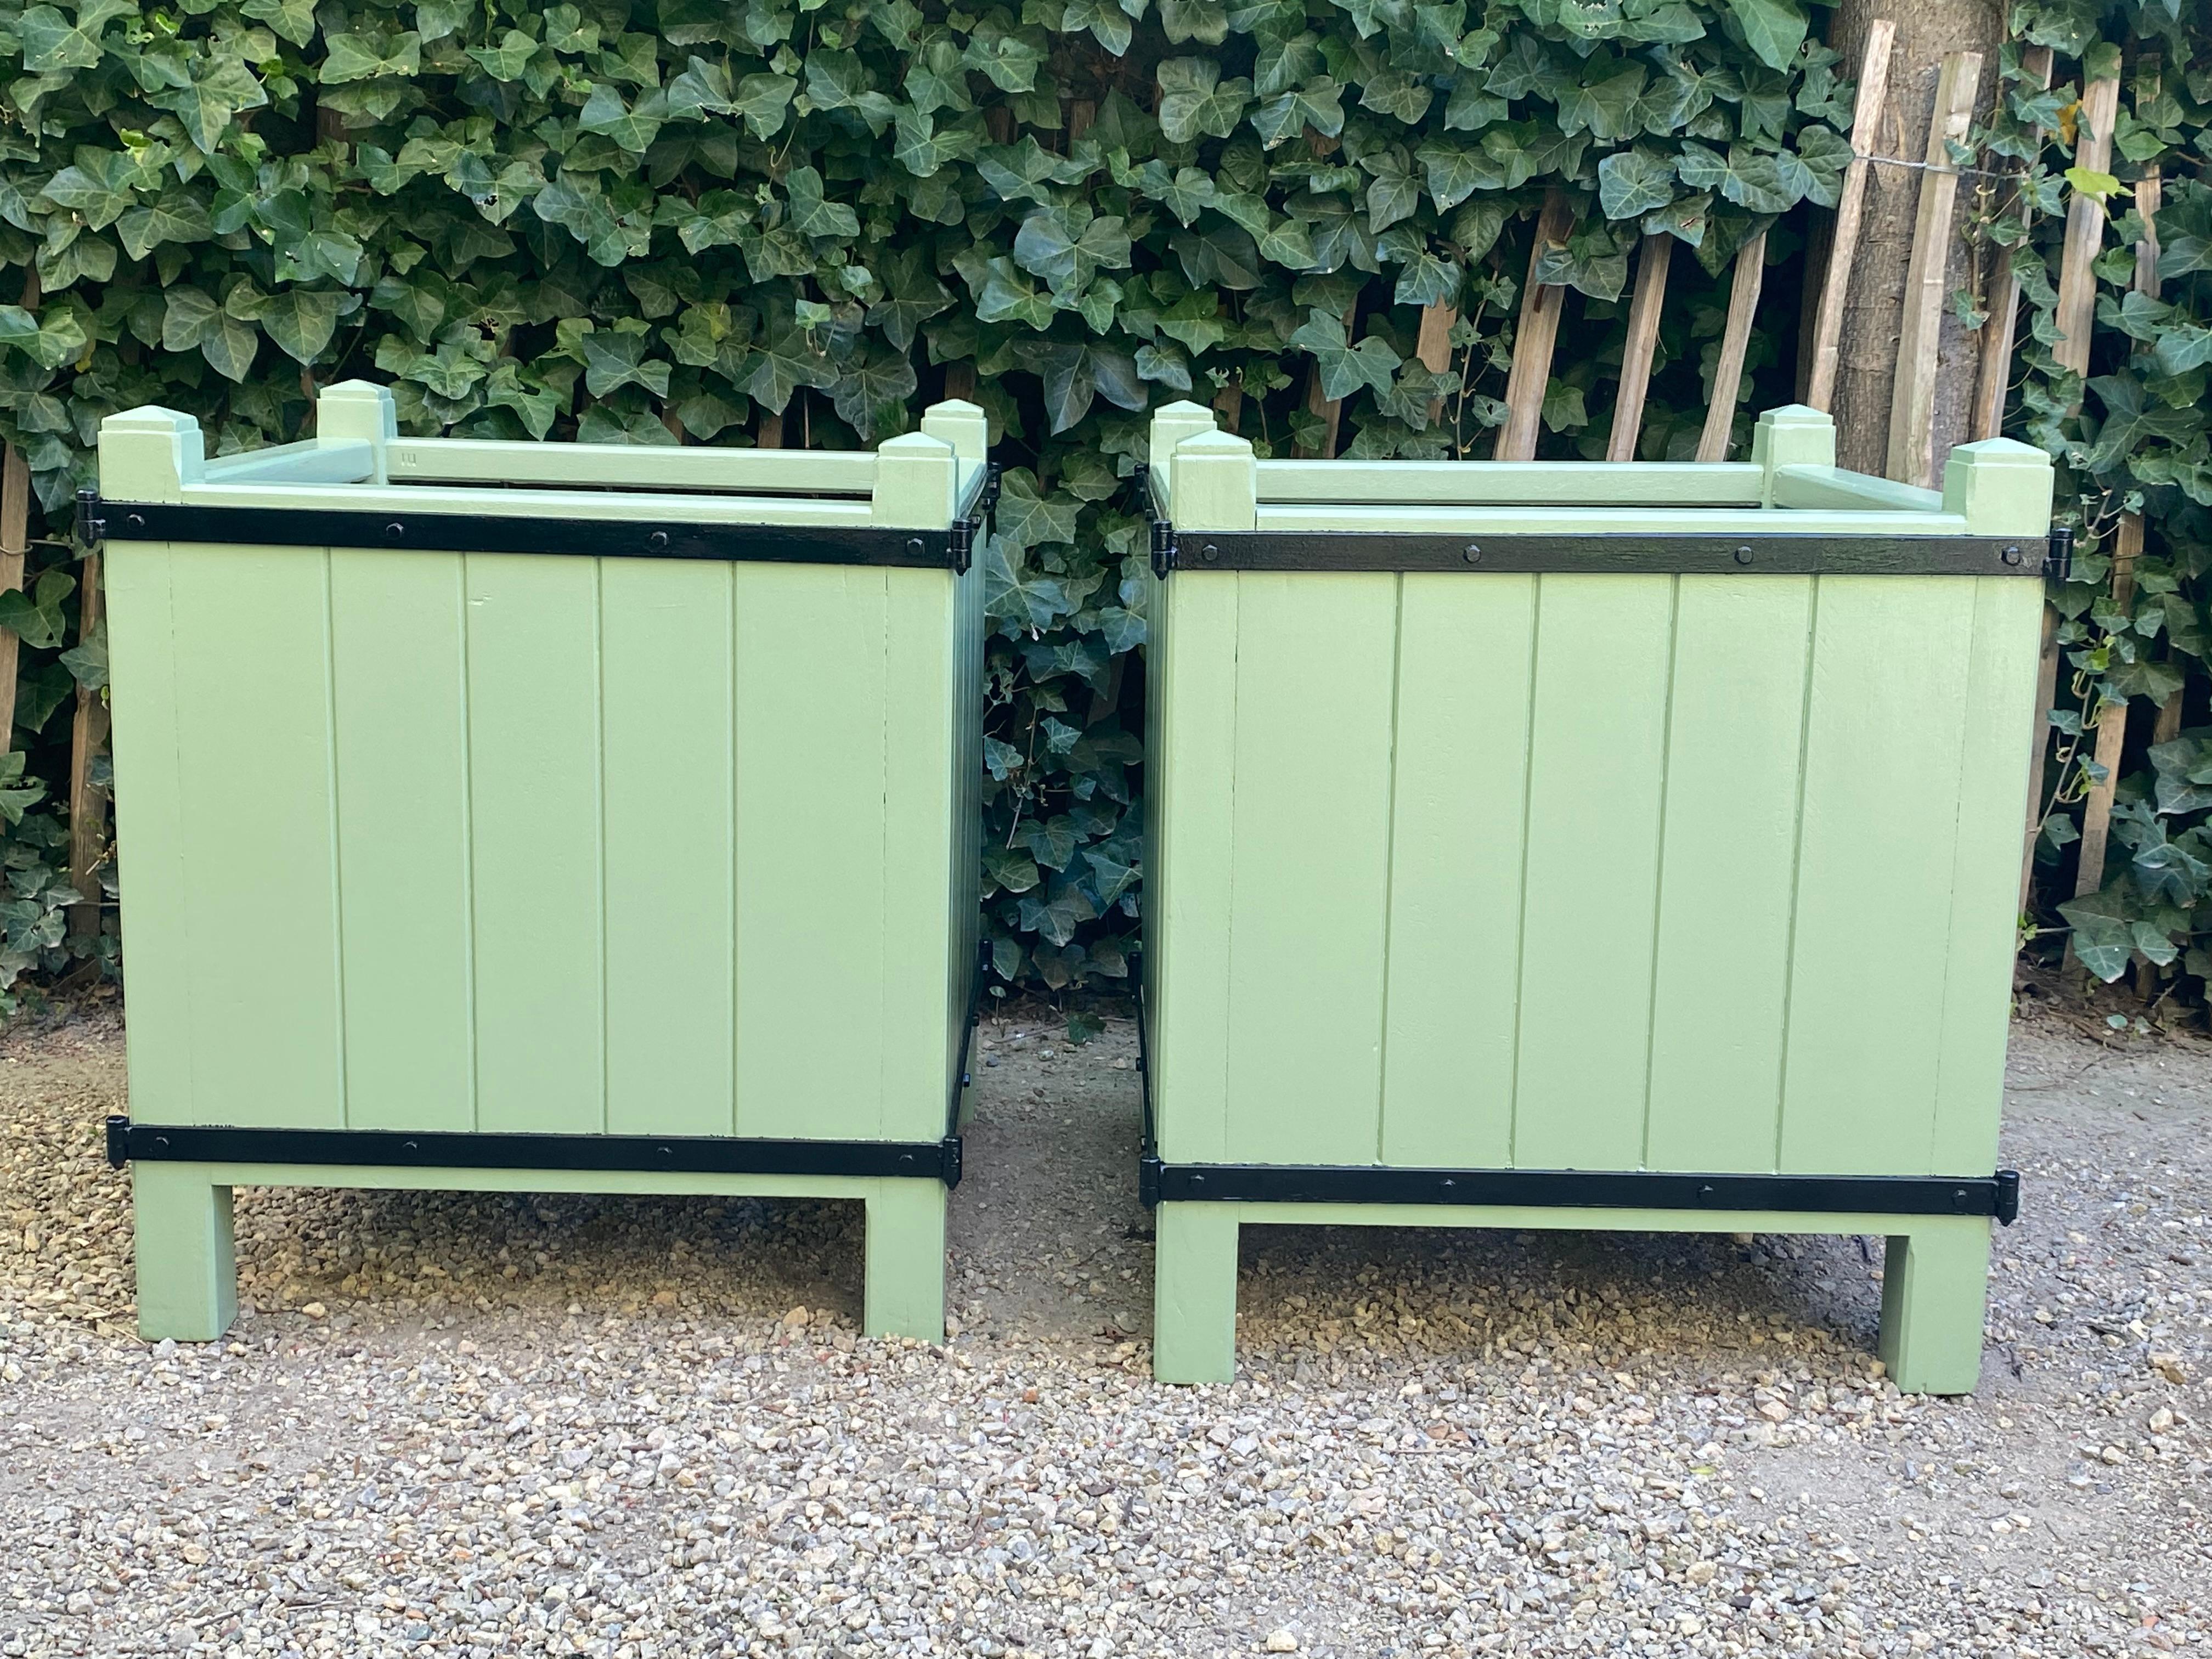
[1, 1003, 2208, 1658]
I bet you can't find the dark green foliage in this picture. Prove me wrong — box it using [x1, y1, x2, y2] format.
[0, 0, 1848, 998]
[1997, 3, 2212, 995]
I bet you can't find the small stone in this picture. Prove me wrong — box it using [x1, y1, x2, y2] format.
[782, 1306, 810, 1328]
[1686, 1561, 1717, 1585]
[2151, 1352, 2188, 1385]
[301, 1302, 327, 1319]
[1263, 1631, 1299, 1653]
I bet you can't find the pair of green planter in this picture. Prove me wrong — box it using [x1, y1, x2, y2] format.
[96, 386, 2053, 1392]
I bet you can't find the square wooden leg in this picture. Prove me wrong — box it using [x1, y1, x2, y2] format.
[133, 1164, 236, 1342]
[1153, 1203, 1239, 1384]
[862, 1178, 946, 1342]
[1878, 1219, 1992, 1395]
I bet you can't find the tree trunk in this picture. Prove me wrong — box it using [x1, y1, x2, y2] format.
[1827, 0, 2004, 476]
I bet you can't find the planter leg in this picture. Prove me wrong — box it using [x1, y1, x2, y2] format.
[1878, 1220, 1991, 1395]
[1153, 1203, 1239, 1384]
[133, 1164, 236, 1342]
[862, 1179, 946, 1342]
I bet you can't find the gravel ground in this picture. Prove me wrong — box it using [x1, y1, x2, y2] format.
[0, 1002, 2208, 1658]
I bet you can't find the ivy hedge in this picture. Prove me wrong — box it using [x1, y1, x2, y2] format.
[0, 0, 1864, 1000]
[1999, 0, 2212, 998]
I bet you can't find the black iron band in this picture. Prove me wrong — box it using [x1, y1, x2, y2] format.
[1152, 529, 2061, 579]
[1139, 1158, 2019, 1224]
[106, 1116, 963, 1187]
[83, 468, 998, 574]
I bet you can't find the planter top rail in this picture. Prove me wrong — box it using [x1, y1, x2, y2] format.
[1142, 401, 2061, 579]
[91, 382, 994, 570]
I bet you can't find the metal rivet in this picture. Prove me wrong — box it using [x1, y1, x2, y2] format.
[1697, 1183, 1717, 1205]
[2001, 545, 2023, 566]
[384, 521, 405, 541]
[658, 1145, 674, 1158]
[1438, 1176, 1457, 1191]
[1188, 1172, 1207, 1191]
[1201, 543, 1220, 562]
[154, 1135, 171, 1152]
[647, 530, 670, 551]
[402, 1140, 419, 1154]
[906, 537, 927, 556]
[1462, 544, 1482, 563]
[126, 512, 146, 532]
[1733, 545, 1754, 566]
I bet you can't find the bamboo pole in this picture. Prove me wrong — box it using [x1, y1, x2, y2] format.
[1806, 19, 1897, 413]
[1884, 51, 1983, 488]
[1608, 234, 1672, 462]
[1493, 190, 1574, 462]
[1973, 46, 2055, 441]
[1695, 230, 1765, 463]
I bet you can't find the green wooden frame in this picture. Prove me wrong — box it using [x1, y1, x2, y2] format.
[101, 382, 989, 1344]
[1140, 400, 2055, 1393]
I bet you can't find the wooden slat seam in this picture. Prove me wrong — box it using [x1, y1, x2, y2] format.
[1771, 577, 1824, 1171]
[1638, 575, 1685, 1167]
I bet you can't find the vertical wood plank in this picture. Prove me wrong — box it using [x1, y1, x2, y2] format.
[601, 558, 738, 1138]
[464, 552, 606, 1136]
[1781, 578, 1977, 1175]
[1932, 578, 2045, 1172]
[2074, 513, 2141, 898]
[1645, 577, 1815, 1171]
[733, 566, 889, 1139]
[1417, 301, 1456, 427]
[1696, 230, 1768, 464]
[1494, 190, 1576, 461]
[1807, 20, 1897, 413]
[1223, 573, 1398, 1165]
[102, 542, 194, 1124]
[1608, 235, 1673, 462]
[1886, 52, 1984, 487]
[1147, 569, 1239, 1163]
[1379, 574, 1536, 1167]
[328, 550, 475, 1131]
[879, 567, 960, 1139]
[1511, 575, 1674, 1169]
[168, 546, 348, 1128]
[0, 269, 39, 747]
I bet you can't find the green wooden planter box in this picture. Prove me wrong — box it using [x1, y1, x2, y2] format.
[1138, 400, 2056, 1393]
[98, 382, 989, 1344]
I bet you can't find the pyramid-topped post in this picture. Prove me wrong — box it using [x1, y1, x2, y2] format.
[1148, 400, 1217, 479]
[871, 431, 960, 529]
[317, 380, 397, 483]
[1167, 430, 1256, 534]
[1942, 438, 2055, 538]
[99, 408, 206, 504]
[1751, 404, 1835, 504]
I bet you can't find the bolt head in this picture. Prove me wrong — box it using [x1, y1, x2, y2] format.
[1201, 543, 1220, 561]
[1462, 544, 1482, 563]
[1733, 545, 1753, 566]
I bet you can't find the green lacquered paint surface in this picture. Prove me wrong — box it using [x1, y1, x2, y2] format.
[109, 545, 977, 1146]
[1146, 566, 2039, 1184]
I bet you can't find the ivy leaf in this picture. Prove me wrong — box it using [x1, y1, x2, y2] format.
[1061, 0, 1135, 53]
[320, 29, 422, 83]
[984, 540, 1074, 632]
[1674, 142, 1797, 215]
[783, 165, 860, 240]
[963, 25, 1048, 94]
[1289, 310, 1400, 399]
[1598, 148, 1678, 218]
[579, 83, 668, 154]
[830, 344, 918, 434]
[578, 328, 672, 398]
[467, 29, 539, 80]
[1725, 0, 1807, 72]
[1557, 64, 1647, 142]
[741, 321, 837, 413]
[19, 3, 124, 72]
[1251, 77, 1346, 146]
[38, 150, 149, 232]
[1364, 153, 1420, 233]
[992, 469, 1079, 552]
[1417, 141, 1489, 213]
[1014, 206, 1133, 295]
[1156, 59, 1252, 144]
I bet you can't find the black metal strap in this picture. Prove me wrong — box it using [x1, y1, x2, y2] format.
[1139, 1158, 2018, 1224]
[106, 1116, 962, 1187]
[91, 498, 978, 570]
[1149, 528, 2059, 578]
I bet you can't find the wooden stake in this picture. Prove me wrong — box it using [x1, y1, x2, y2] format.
[1695, 230, 1765, 464]
[2052, 72, 2121, 381]
[1884, 50, 1983, 488]
[1211, 381, 1243, 434]
[942, 362, 976, 404]
[66, 544, 106, 934]
[1296, 304, 1359, 459]
[1417, 301, 1455, 426]
[2074, 514, 2140, 899]
[757, 409, 785, 448]
[1608, 234, 1673, 462]
[1493, 190, 1574, 462]
[2072, 131, 2166, 903]
[1806, 19, 1897, 413]
[1971, 46, 2054, 442]
[0, 269, 37, 752]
